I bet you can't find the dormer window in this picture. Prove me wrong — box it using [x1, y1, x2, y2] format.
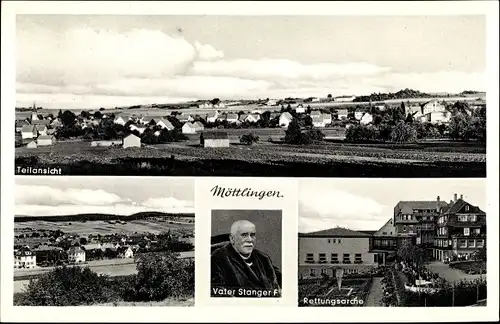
[465, 205, 470, 212]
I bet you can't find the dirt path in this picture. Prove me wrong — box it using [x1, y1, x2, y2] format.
[365, 278, 384, 306]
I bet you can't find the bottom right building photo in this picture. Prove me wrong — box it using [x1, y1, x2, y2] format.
[298, 178, 487, 307]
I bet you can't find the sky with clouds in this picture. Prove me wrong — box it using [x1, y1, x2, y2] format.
[16, 15, 485, 109]
[15, 177, 194, 216]
[299, 178, 487, 233]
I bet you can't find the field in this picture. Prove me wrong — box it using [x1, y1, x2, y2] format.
[15, 219, 193, 235]
[15, 135, 486, 177]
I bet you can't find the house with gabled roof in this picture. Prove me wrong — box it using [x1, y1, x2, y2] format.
[336, 109, 349, 120]
[157, 119, 175, 131]
[37, 135, 56, 146]
[31, 119, 50, 126]
[68, 246, 86, 263]
[206, 111, 220, 123]
[21, 125, 38, 139]
[434, 193, 486, 262]
[182, 122, 197, 134]
[245, 114, 261, 123]
[200, 131, 229, 147]
[123, 134, 141, 148]
[193, 121, 205, 132]
[14, 246, 37, 269]
[279, 112, 293, 128]
[35, 125, 48, 136]
[298, 227, 377, 279]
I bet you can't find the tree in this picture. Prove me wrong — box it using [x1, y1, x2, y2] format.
[133, 252, 194, 301]
[57, 109, 63, 119]
[397, 240, 429, 279]
[284, 118, 302, 144]
[79, 237, 88, 245]
[448, 113, 473, 140]
[210, 98, 220, 106]
[20, 266, 118, 306]
[390, 121, 417, 143]
[240, 133, 259, 145]
[60, 110, 77, 127]
[327, 94, 333, 100]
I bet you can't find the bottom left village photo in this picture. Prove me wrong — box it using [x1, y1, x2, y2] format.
[12, 176, 195, 306]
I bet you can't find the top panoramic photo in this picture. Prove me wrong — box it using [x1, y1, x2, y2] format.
[14, 15, 487, 177]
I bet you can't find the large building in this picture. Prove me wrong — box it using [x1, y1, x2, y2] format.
[298, 227, 377, 279]
[393, 198, 448, 248]
[14, 246, 37, 269]
[433, 194, 486, 262]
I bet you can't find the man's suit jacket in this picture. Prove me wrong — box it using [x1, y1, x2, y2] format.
[211, 243, 281, 295]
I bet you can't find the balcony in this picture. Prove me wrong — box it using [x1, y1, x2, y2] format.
[330, 260, 339, 264]
[342, 260, 352, 264]
[305, 260, 315, 264]
[354, 260, 363, 264]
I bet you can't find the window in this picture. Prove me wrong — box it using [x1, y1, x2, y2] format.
[458, 215, 467, 222]
[343, 253, 350, 263]
[453, 239, 457, 248]
[321, 268, 328, 276]
[318, 253, 327, 263]
[403, 226, 407, 232]
[469, 215, 477, 222]
[306, 253, 314, 263]
[468, 240, 475, 248]
[473, 228, 481, 235]
[477, 240, 484, 247]
[331, 253, 339, 263]
[327, 239, 331, 243]
[355, 253, 362, 263]
[459, 240, 467, 248]
[465, 205, 469, 211]
[464, 228, 470, 236]
[337, 239, 341, 244]
[309, 269, 317, 277]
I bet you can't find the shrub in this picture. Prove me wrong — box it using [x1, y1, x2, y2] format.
[131, 252, 194, 301]
[19, 265, 119, 306]
[240, 133, 259, 145]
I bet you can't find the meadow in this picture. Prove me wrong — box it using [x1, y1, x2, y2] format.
[15, 135, 486, 177]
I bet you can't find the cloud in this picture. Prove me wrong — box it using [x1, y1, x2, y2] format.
[16, 25, 485, 109]
[299, 187, 386, 233]
[15, 185, 194, 216]
[194, 41, 224, 60]
[141, 197, 194, 210]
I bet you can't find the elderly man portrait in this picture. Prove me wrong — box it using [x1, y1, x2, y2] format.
[211, 220, 282, 296]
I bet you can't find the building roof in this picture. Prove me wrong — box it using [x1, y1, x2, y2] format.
[37, 135, 55, 141]
[444, 199, 485, 215]
[394, 201, 449, 214]
[82, 244, 101, 250]
[193, 121, 204, 128]
[202, 131, 228, 139]
[183, 121, 196, 128]
[34, 245, 63, 251]
[336, 109, 348, 114]
[358, 230, 376, 235]
[299, 227, 371, 238]
[310, 110, 321, 116]
[32, 119, 50, 125]
[226, 114, 238, 120]
[35, 125, 47, 131]
[124, 133, 140, 140]
[21, 125, 36, 132]
[158, 119, 174, 127]
[280, 112, 293, 119]
[142, 116, 155, 122]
